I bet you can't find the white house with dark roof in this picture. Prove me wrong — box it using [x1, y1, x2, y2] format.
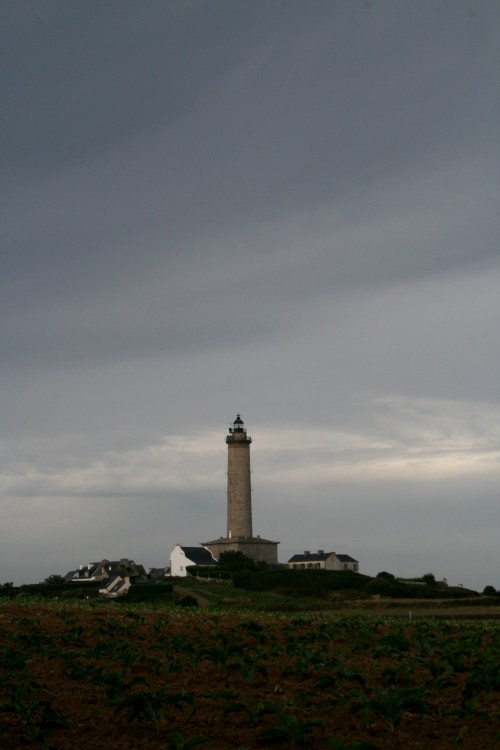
[287, 550, 359, 572]
[169, 544, 218, 577]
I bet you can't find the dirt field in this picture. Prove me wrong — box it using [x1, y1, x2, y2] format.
[1, 601, 499, 749]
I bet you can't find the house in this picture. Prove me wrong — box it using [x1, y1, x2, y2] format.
[169, 544, 218, 577]
[64, 558, 147, 582]
[99, 575, 131, 598]
[148, 566, 170, 580]
[64, 562, 102, 582]
[287, 550, 359, 572]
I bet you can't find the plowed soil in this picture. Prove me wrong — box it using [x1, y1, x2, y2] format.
[0, 602, 499, 749]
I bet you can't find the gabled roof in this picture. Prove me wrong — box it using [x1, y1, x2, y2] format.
[180, 546, 217, 566]
[107, 576, 128, 594]
[100, 560, 146, 576]
[288, 552, 331, 563]
[288, 551, 358, 564]
[65, 563, 101, 580]
[99, 575, 130, 597]
[336, 554, 358, 563]
[64, 558, 147, 581]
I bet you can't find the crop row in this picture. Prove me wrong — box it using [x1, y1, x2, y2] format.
[0, 601, 499, 749]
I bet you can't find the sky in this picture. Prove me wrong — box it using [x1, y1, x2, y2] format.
[1, 0, 499, 590]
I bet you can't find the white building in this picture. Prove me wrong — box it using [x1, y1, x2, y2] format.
[169, 544, 217, 577]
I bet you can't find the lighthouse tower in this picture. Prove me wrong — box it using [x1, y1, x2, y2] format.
[202, 415, 279, 564]
[226, 414, 252, 539]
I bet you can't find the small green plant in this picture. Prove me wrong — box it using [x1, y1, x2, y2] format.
[166, 730, 207, 749]
[114, 688, 195, 732]
[0, 680, 66, 746]
[349, 687, 429, 732]
[373, 631, 411, 656]
[380, 663, 413, 687]
[315, 657, 365, 689]
[329, 740, 379, 750]
[0, 646, 28, 671]
[92, 668, 146, 700]
[240, 662, 269, 684]
[452, 725, 469, 748]
[224, 698, 278, 727]
[463, 652, 500, 698]
[257, 710, 323, 744]
[202, 689, 240, 701]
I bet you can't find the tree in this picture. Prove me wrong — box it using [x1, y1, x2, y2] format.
[217, 551, 256, 571]
[0, 582, 15, 600]
[376, 571, 395, 580]
[483, 585, 497, 596]
[44, 574, 65, 585]
[422, 572, 436, 586]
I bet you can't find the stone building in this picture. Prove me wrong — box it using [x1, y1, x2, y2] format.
[287, 550, 359, 572]
[202, 415, 279, 565]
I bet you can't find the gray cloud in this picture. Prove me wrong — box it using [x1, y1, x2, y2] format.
[1, 0, 499, 589]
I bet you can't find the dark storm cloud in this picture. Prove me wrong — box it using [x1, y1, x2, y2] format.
[3, 1, 496, 260]
[2, 0, 267, 177]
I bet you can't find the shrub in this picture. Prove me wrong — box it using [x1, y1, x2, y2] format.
[482, 585, 497, 596]
[376, 571, 395, 580]
[125, 583, 173, 602]
[218, 551, 257, 571]
[185, 566, 233, 580]
[178, 595, 198, 608]
[233, 569, 370, 596]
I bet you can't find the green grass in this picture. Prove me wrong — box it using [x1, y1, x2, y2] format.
[175, 578, 329, 610]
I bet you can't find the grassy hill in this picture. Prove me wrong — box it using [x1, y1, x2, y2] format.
[3, 570, 498, 616]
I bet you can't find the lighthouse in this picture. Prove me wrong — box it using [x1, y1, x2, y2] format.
[226, 414, 252, 539]
[202, 415, 279, 564]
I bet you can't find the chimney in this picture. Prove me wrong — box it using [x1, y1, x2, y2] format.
[304, 551, 310, 556]
[318, 549, 324, 555]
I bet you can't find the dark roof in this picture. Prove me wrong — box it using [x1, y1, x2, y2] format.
[65, 563, 101, 580]
[99, 575, 130, 596]
[94, 560, 146, 578]
[107, 576, 128, 594]
[181, 546, 217, 566]
[336, 554, 358, 563]
[64, 559, 146, 581]
[288, 552, 331, 563]
[288, 551, 358, 564]
[149, 567, 169, 578]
